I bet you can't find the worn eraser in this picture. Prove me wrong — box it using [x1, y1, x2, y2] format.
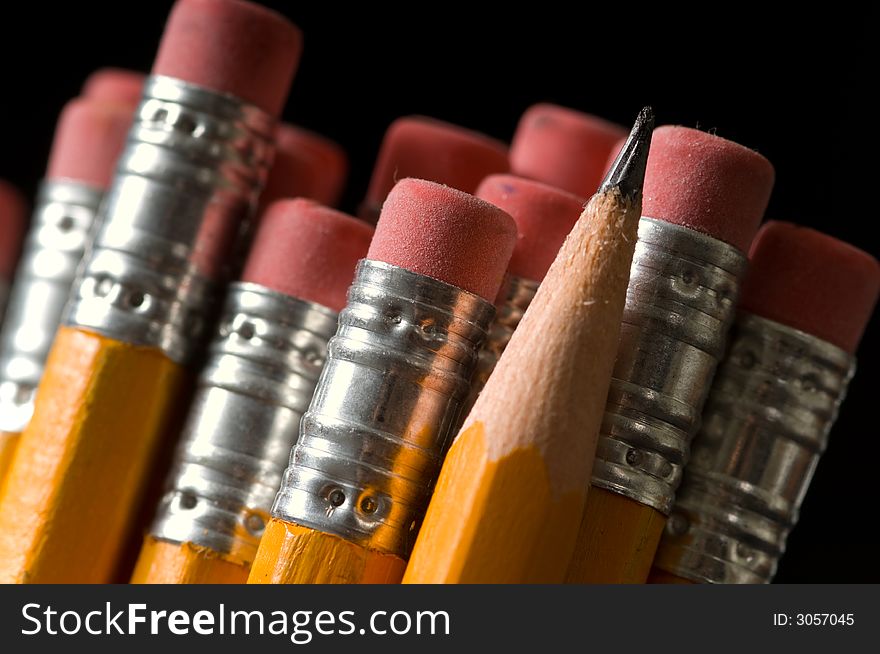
[740, 221, 880, 353]
[368, 178, 517, 301]
[510, 103, 627, 197]
[152, 0, 303, 116]
[643, 125, 775, 252]
[242, 198, 374, 312]
[476, 174, 584, 282]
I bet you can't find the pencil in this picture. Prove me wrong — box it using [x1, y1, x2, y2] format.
[650, 222, 879, 583]
[248, 178, 517, 584]
[462, 174, 585, 415]
[358, 116, 509, 223]
[132, 199, 373, 584]
[565, 126, 776, 583]
[0, 96, 134, 484]
[402, 108, 653, 583]
[0, 0, 302, 583]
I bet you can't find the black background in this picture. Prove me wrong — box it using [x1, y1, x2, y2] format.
[0, 3, 874, 582]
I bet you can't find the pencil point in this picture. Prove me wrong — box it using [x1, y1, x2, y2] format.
[599, 106, 654, 199]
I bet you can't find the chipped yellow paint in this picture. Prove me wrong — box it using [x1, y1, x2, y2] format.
[248, 519, 406, 584]
[131, 536, 250, 584]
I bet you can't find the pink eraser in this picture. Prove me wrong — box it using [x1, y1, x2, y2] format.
[367, 178, 517, 301]
[363, 116, 509, 218]
[152, 0, 302, 116]
[261, 123, 349, 207]
[643, 126, 775, 252]
[0, 180, 28, 279]
[81, 68, 146, 106]
[740, 221, 880, 354]
[241, 198, 374, 313]
[45, 98, 135, 189]
[510, 103, 627, 198]
[476, 174, 584, 282]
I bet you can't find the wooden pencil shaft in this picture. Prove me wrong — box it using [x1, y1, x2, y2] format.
[405, 187, 643, 583]
[0, 327, 185, 583]
[0, 181, 103, 438]
[132, 536, 250, 584]
[565, 487, 666, 583]
[566, 220, 747, 584]
[270, 260, 494, 561]
[652, 314, 854, 584]
[148, 283, 337, 566]
[248, 520, 406, 584]
[0, 431, 20, 482]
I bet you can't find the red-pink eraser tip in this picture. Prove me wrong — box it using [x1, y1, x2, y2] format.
[740, 221, 880, 354]
[643, 126, 775, 252]
[364, 116, 509, 212]
[45, 98, 135, 189]
[152, 0, 302, 116]
[0, 180, 28, 279]
[241, 199, 374, 313]
[261, 123, 349, 208]
[367, 178, 517, 302]
[510, 103, 628, 198]
[476, 174, 585, 282]
[81, 68, 146, 106]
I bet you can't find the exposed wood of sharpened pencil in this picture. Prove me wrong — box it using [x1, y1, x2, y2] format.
[402, 108, 654, 584]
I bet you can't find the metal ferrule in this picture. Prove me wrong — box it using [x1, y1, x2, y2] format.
[591, 217, 749, 514]
[463, 274, 538, 414]
[149, 282, 338, 563]
[653, 314, 855, 583]
[271, 259, 495, 559]
[64, 75, 275, 364]
[0, 180, 103, 433]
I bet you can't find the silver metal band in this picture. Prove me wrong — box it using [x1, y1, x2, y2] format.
[64, 75, 275, 364]
[591, 217, 749, 514]
[271, 259, 495, 559]
[463, 274, 539, 415]
[149, 282, 338, 563]
[0, 180, 103, 432]
[653, 314, 855, 583]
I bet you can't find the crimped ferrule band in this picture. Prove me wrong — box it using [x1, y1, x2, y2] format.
[653, 314, 855, 583]
[591, 217, 749, 514]
[0, 180, 103, 432]
[271, 259, 495, 559]
[150, 282, 338, 563]
[64, 75, 275, 364]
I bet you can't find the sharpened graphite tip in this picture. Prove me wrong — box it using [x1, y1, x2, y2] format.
[599, 106, 654, 199]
